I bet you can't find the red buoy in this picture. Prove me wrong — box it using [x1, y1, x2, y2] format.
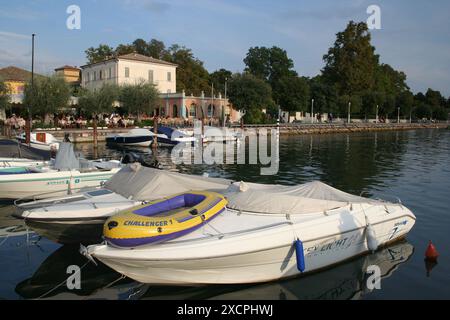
[425, 241, 439, 261]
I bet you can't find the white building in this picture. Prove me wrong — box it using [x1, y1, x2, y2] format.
[80, 52, 177, 94]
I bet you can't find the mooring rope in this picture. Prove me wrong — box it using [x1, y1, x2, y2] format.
[35, 260, 91, 300]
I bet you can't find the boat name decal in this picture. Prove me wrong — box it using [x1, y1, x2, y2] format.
[124, 220, 169, 227]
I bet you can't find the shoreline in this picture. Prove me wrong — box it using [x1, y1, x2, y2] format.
[1, 122, 448, 144]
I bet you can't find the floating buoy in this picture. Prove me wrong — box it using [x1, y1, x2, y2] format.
[425, 241, 439, 261]
[294, 238, 306, 272]
[366, 223, 378, 252]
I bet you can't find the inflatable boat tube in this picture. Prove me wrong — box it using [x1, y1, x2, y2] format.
[104, 191, 227, 248]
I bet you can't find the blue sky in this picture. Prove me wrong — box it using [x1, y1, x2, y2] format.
[1, 0, 449, 96]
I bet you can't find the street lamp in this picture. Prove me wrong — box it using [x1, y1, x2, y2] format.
[26, 33, 36, 146]
[348, 102, 351, 124]
[311, 99, 314, 124]
[376, 105, 379, 123]
[223, 77, 228, 127]
[397, 107, 400, 123]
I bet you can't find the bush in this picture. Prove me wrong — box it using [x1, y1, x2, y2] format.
[135, 119, 154, 128]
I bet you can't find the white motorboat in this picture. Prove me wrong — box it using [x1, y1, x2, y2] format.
[83, 179, 416, 285]
[16, 132, 61, 152]
[0, 143, 121, 200]
[106, 129, 157, 147]
[141, 241, 414, 300]
[14, 164, 232, 243]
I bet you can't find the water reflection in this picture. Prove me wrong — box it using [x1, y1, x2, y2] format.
[12, 240, 412, 300]
[15, 245, 147, 300]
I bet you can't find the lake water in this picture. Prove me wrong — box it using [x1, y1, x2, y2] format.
[1, 129, 449, 299]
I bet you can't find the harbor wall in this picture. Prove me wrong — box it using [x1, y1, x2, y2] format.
[1, 123, 448, 143]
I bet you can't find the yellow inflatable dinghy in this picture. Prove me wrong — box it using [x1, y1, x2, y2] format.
[104, 191, 227, 247]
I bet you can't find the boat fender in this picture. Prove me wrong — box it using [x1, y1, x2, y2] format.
[294, 238, 306, 272]
[366, 223, 378, 252]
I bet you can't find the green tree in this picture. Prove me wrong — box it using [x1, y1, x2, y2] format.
[322, 21, 379, 97]
[119, 83, 159, 122]
[85, 44, 115, 64]
[398, 91, 414, 121]
[148, 39, 169, 60]
[23, 76, 71, 123]
[78, 84, 119, 146]
[274, 76, 310, 113]
[361, 91, 385, 119]
[227, 73, 274, 124]
[0, 78, 10, 112]
[115, 44, 135, 56]
[244, 46, 298, 104]
[210, 69, 233, 95]
[309, 77, 339, 114]
[132, 38, 150, 56]
[168, 45, 210, 95]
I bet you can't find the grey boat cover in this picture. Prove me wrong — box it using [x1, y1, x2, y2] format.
[53, 143, 80, 170]
[105, 163, 232, 201]
[224, 181, 382, 215]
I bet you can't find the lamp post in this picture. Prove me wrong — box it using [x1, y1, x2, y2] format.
[397, 107, 400, 123]
[26, 34, 35, 145]
[376, 105, 379, 123]
[348, 102, 351, 124]
[223, 78, 228, 127]
[311, 99, 314, 124]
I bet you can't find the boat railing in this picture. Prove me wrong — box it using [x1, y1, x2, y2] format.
[14, 186, 101, 207]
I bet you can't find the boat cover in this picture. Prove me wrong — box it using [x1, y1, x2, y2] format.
[105, 164, 232, 201]
[53, 143, 80, 170]
[224, 181, 382, 215]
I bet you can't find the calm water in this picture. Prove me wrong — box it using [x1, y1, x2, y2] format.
[0, 129, 449, 299]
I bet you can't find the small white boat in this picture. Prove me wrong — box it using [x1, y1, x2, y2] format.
[106, 129, 156, 147]
[0, 143, 121, 200]
[83, 180, 416, 285]
[16, 132, 61, 152]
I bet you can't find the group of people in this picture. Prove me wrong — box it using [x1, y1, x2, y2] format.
[4, 114, 26, 129]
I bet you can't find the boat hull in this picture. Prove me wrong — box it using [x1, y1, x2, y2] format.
[25, 218, 106, 244]
[89, 205, 416, 285]
[106, 135, 153, 147]
[0, 169, 120, 200]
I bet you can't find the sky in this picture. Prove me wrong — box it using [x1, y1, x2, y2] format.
[0, 0, 449, 96]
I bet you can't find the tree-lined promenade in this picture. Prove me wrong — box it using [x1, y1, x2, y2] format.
[1, 20, 449, 129]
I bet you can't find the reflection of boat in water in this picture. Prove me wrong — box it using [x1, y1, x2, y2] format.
[15, 245, 147, 300]
[141, 241, 414, 300]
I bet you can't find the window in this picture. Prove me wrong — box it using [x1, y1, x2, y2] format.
[189, 104, 197, 117]
[108, 68, 112, 79]
[173, 105, 178, 117]
[167, 72, 172, 82]
[208, 104, 214, 117]
[148, 70, 154, 83]
[86, 72, 90, 83]
[99, 70, 103, 80]
[125, 67, 130, 78]
[93, 71, 97, 81]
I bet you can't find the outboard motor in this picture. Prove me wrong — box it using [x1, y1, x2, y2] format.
[121, 153, 137, 164]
